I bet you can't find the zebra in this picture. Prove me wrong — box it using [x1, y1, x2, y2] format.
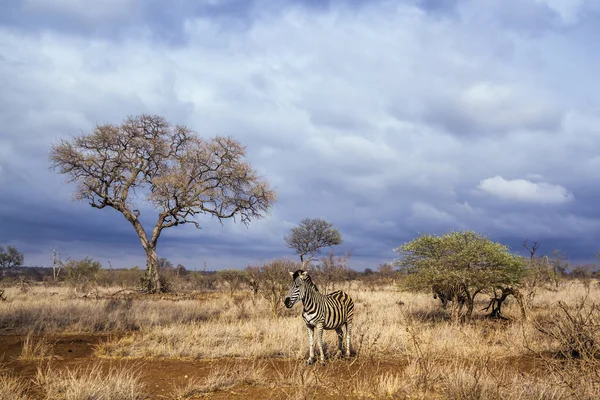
[432, 283, 467, 310]
[284, 269, 354, 365]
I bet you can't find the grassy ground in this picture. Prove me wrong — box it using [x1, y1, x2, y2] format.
[0, 280, 598, 399]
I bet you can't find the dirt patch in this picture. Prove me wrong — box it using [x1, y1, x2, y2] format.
[0, 333, 553, 399]
[1, 333, 109, 362]
[1, 334, 409, 399]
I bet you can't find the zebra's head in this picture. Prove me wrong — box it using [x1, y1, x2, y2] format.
[284, 269, 309, 308]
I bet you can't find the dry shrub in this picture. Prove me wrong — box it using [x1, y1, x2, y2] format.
[535, 298, 600, 360]
[440, 362, 568, 400]
[543, 363, 600, 400]
[35, 364, 145, 400]
[313, 252, 353, 293]
[0, 374, 30, 400]
[526, 292, 600, 399]
[246, 258, 298, 317]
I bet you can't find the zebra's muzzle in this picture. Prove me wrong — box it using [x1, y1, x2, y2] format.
[284, 297, 293, 308]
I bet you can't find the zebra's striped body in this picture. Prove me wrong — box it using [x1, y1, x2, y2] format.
[284, 270, 354, 365]
[432, 283, 467, 310]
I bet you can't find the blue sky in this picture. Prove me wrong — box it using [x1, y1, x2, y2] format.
[2, 0, 600, 270]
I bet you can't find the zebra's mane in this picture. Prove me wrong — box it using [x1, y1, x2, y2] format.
[292, 269, 319, 292]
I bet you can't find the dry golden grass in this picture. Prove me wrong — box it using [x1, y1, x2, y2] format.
[172, 360, 268, 398]
[92, 283, 556, 361]
[1, 279, 599, 399]
[0, 373, 30, 400]
[19, 332, 56, 361]
[34, 364, 145, 400]
[0, 287, 225, 334]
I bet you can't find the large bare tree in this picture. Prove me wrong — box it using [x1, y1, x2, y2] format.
[50, 114, 276, 293]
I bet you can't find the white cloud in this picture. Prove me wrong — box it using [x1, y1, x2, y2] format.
[477, 176, 573, 204]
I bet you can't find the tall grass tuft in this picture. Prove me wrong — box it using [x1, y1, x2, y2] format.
[0, 374, 30, 400]
[19, 332, 55, 361]
[172, 360, 267, 398]
[35, 364, 145, 400]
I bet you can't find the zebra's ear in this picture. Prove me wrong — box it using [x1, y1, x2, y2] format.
[288, 271, 294, 278]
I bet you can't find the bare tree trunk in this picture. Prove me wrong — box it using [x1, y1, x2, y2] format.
[123, 210, 163, 294]
[145, 246, 162, 293]
[465, 296, 474, 319]
[450, 301, 460, 323]
[513, 288, 529, 321]
[484, 287, 525, 320]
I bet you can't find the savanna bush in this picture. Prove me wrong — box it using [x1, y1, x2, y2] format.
[246, 258, 299, 317]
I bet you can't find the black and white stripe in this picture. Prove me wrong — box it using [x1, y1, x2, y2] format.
[284, 269, 354, 365]
[432, 283, 467, 310]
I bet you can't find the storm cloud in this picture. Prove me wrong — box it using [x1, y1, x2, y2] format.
[2, 0, 600, 270]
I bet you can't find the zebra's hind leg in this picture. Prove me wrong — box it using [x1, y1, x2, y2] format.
[306, 325, 316, 365]
[345, 321, 352, 358]
[335, 327, 344, 358]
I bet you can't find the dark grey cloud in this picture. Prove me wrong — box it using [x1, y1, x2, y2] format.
[0, 0, 383, 45]
[470, 0, 560, 33]
[0, 0, 252, 44]
[2, 0, 600, 271]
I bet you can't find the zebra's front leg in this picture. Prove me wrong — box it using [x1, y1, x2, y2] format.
[306, 325, 316, 365]
[316, 323, 325, 365]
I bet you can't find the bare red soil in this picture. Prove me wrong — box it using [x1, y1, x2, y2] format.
[1, 334, 407, 399]
[1, 333, 545, 399]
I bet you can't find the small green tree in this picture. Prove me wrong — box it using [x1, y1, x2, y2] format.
[65, 257, 102, 286]
[284, 218, 343, 262]
[0, 245, 24, 277]
[217, 269, 248, 295]
[394, 231, 527, 321]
